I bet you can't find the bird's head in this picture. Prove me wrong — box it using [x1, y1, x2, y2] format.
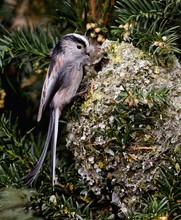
[54, 33, 94, 62]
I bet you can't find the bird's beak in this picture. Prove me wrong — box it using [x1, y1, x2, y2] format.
[86, 45, 98, 57]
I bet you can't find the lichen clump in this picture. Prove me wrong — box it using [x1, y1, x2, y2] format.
[66, 40, 181, 214]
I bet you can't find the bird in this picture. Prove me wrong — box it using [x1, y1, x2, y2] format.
[24, 33, 93, 186]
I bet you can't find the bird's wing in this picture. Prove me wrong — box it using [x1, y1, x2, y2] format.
[37, 56, 71, 122]
[37, 57, 75, 121]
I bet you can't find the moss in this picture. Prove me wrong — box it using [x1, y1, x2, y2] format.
[66, 40, 181, 216]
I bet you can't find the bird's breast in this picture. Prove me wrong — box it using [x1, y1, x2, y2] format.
[52, 68, 83, 109]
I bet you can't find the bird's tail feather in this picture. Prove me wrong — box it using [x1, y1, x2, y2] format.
[51, 108, 60, 187]
[23, 111, 55, 186]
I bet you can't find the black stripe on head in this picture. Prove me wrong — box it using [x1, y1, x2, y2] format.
[51, 34, 87, 58]
[62, 34, 87, 48]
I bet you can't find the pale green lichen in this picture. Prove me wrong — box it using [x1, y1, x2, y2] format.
[66, 40, 181, 215]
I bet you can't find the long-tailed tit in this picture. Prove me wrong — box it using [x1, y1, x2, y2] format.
[24, 33, 93, 186]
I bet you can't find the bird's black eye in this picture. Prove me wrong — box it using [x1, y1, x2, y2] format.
[77, 44, 82, 49]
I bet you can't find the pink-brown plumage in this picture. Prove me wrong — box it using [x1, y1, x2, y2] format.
[23, 33, 93, 186]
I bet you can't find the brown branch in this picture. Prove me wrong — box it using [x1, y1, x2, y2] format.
[89, 0, 98, 20]
[130, 146, 153, 151]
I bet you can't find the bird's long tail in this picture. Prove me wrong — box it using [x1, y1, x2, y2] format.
[23, 110, 56, 186]
[51, 108, 60, 186]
